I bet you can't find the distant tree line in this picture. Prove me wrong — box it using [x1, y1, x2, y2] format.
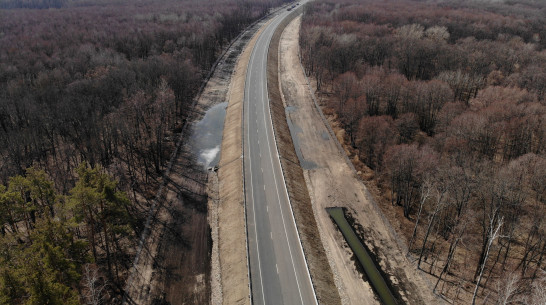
[0, 0, 294, 302]
[0, 0, 67, 9]
[300, 0, 545, 303]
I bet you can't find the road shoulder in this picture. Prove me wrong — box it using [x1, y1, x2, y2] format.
[217, 17, 273, 305]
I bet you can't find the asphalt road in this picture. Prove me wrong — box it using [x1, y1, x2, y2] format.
[243, 4, 318, 305]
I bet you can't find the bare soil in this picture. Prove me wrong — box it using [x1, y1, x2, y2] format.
[208, 171, 222, 305]
[123, 148, 209, 305]
[278, 16, 446, 305]
[153, 163, 210, 305]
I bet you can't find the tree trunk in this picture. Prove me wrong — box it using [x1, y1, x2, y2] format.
[100, 201, 113, 280]
[471, 217, 503, 305]
[87, 206, 98, 262]
[418, 190, 445, 269]
[484, 240, 504, 289]
[434, 232, 462, 293]
[409, 182, 430, 253]
[418, 209, 438, 269]
[531, 240, 545, 280]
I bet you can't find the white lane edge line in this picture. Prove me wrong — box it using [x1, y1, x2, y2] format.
[259, 40, 307, 305]
[246, 46, 266, 305]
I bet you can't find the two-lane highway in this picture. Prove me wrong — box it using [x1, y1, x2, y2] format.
[243, 5, 317, 305]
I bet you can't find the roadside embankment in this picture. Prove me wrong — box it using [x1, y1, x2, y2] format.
[266, 7, 342, 305]
[217, 18, 273, 305]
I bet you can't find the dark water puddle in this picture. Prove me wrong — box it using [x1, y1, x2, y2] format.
[321, 131, 329, 140]
[327, 207, 400, 305]
[189, 102, 227, 170]
[285, 106, 318, 170]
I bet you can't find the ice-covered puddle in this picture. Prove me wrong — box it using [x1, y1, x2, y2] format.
[189, 102, 227, 170]
[200, 145, 221, 168]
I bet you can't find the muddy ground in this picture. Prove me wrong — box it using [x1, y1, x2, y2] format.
[278, 16, 446, 305]
[152, 156, 210, 305]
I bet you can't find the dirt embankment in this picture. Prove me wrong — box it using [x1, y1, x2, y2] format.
[267, 8, 342, 305]
[278, 16, 446, 305]
[122, 99, 210, 305]
[216, 17, 275, 305]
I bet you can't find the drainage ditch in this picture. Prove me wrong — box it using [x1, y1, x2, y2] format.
[327, 207, 400, 305]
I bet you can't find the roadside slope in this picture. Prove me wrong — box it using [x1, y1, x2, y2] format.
[217, 18, 273, 305]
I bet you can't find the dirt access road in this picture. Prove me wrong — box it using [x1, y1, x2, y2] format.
[279, 16, 446, 305]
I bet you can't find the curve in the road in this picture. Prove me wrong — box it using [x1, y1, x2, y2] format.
[243, 4, 317, 305]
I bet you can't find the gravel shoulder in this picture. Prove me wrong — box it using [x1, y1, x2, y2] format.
[279, 16, 446, 305]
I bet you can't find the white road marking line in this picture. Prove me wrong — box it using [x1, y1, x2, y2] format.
[260, 37, 314, 303]
[245, 48, 266, 305]
[244, 7, 318, 304]
[276, 264, 279, 274]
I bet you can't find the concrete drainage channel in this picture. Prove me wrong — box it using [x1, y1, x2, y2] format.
[327, 207, 399, 305]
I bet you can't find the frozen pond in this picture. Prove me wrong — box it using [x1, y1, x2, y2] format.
[189, 102, 227, 170]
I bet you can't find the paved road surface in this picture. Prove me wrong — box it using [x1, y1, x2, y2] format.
[243, 4, 317, 305]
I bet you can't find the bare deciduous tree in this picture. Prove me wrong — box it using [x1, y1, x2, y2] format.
[472, 216, 504, 305]
[82, 264, 108, 305]
[495, 272, 520, 305]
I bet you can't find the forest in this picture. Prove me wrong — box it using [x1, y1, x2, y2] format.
[0, 0, 292, 303]
[300, 0, 545, 304]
